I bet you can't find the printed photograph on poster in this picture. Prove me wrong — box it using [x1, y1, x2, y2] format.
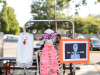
[60, 39, 90, 63]
[64, 42, 87, 60]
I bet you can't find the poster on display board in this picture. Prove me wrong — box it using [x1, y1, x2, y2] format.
[60, 39, 90, 63]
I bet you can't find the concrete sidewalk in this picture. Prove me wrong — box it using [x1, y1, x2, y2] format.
[64, 65, 100, 75]
[75, 65, 100, 75]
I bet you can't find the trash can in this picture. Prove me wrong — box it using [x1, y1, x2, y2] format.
[0, 32, 4, 74]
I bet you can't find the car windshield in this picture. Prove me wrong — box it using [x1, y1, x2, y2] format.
[13, 37, 18, 39]
[92, 40, 100, 43]
[8, 37, 12, 39]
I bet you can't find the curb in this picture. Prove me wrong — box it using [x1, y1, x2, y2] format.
[90, 51, 100, 53]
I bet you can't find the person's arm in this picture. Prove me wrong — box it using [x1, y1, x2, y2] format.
[54, 43, 59, 50]
[39, 44, 44, 50]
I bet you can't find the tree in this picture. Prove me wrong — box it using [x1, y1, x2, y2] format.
[20, 27, 23, 32]
[0, 0, 20, 35]
[0, 1, 9, 33]
[7, 7, 20, 35]
[29, 0, 71, 33]
[29, 0, 100, 34]
[72, 15, 100, 34]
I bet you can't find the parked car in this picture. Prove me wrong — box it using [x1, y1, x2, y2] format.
[68, 34, 73, 38]
[68, 34, 85, 39]
[75, 34, 85, 39]
[61, 37, 70, 39]
[36, 39, 45, 46]
[90, 38, 100, 51]
[4, 36, 18, 42]
[34, 39, 44, 51]
[90, 36, 97, 38]
[4, 34, 19, 39]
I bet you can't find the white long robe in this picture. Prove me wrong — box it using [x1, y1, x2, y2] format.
[16, 33, 33, 68]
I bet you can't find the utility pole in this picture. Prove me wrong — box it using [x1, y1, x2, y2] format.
[54, 0, 57, 32]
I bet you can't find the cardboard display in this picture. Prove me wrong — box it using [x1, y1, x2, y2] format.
[60, 39, 90, 63]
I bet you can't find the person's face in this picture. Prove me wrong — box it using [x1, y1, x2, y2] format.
[56, 36, 60, 42]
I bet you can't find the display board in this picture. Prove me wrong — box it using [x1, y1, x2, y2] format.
[60, 39, 90, 63]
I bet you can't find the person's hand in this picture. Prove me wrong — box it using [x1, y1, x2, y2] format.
[54, 43, 59, 50]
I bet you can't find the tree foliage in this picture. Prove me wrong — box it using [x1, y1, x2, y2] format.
[28, 0, 71, 33]
[0, 0, 20, 35]
[73, 15, 100, 34]
[28, 0, 100, 34]
[60, 14, 100, 34]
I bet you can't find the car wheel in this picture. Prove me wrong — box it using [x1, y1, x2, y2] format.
[15, 41, 18, 42]
[3, 41, 7, 43]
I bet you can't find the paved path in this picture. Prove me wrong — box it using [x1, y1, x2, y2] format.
[76, 65, 100, 75]
[3, 41, 40, 57]
[77, 53, 100, 74]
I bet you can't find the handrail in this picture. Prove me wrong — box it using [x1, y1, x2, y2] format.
[23, 19, 75, 38]
[23, 19, 75, 75]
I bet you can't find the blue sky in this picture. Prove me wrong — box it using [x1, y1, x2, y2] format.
[0, 0, 100, 27]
